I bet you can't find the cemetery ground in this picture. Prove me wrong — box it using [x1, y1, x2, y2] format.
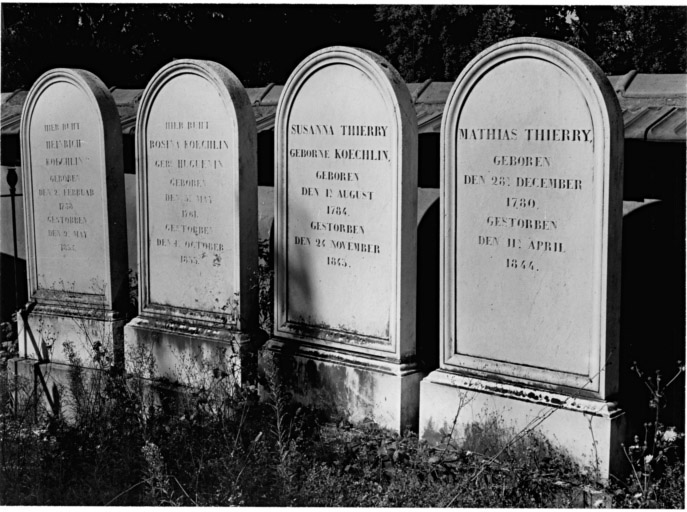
[0, 252, 683, 508]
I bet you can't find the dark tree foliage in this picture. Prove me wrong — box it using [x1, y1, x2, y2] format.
[1, 4, 382, 90]
[374, 5, 566, 81]
[373, 5, 478, 83]
[1, 4, 686, 91]
[375, 5, 687, 81]
[569, 6, 687, 74]
[2, 4, 198, 89]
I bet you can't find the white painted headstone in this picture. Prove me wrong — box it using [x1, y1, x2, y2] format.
[274, 46, 417, 358]
[135, 59, 257, 331]
[441, 37, 623, 395]
[19, 68, 128, 365]
[268, 46, 420, 432]
[420, 37, 624, 477]
[29, 92, 106, 294]
[127, 59, 257, 384]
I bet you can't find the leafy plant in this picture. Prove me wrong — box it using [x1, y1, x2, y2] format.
[614, 361, 685, 508]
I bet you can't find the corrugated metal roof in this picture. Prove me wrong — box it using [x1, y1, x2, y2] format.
[645, 107, 686, 142]
[0, 89, 27, 136]
[416, 107, 444, 134]
[623, 105, 686, 142]
[2, 73, 686, 142]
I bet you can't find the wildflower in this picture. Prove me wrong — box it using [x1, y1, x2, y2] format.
[662, 427, 678, 443]
[644, 454, 653, 464]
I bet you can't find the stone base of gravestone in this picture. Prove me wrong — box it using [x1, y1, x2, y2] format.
[419, 370, 628, 480]
[9, 357, 98, 420]
[9, 356, 201, 421]
[18, 305, 126, 369]
[124, 318, 260, 388]
[263, 339, 422, 433]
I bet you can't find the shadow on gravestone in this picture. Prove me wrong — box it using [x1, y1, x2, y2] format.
[270, 199, 314, 342]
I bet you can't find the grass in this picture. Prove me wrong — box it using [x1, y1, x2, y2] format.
[0, 365, 593, 506]
[0, 243, 683, 507]
[1, 345, 683, 507]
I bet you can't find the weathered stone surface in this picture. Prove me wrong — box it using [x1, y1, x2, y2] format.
[266, 46, 420, 432]
[419, 371, 627, 479]
[440, 37, 623, 395]
[19, 68, 128, 367]
[420, 37, 625, 478]
[125, 59, 258, 385]
[274, 46, 417, 358]
[266, 339, 422, 432]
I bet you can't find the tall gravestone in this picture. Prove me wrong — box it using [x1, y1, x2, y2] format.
[265, 46, 420, 432]
[18, 68, 128, 370]
[419, 38, 625, 477]
[125, 60, 258, 386]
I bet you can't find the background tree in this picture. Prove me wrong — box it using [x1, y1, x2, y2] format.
[375, 5, 687, 81]
[571, 6, 687, 74]
[373, 5, 481, 83]
[2, 4, 686, 91]
[1, 4, 382, 90]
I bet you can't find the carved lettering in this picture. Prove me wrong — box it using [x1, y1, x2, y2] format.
[290, 124, 335, 135]
[458, 127, 593, 143]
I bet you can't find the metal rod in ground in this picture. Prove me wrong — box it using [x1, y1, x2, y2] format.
[7, 167, 20, 313]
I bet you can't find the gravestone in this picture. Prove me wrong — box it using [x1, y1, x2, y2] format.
[18, 68, 128, 369]
[419, 38, 625, 477]
[124, 60, 258, 386]
[265, 46, 420, 432]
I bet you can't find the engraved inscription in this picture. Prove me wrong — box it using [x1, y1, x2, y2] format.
[452, 54, 601, 375]
[36, 121, 96, 254]
[27, 81, 109, 294]
[144, 73, 240, 314]
[148, 120, 227, 266]
[459, 125, 591, 272]
[283, 63, 400, 341]
[289, 123, 389, 270]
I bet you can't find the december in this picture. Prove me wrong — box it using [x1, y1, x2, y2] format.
[516, 177, 583, 190]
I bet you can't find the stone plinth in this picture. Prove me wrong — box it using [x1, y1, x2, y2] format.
[267, 339, 421, 432]
[420, 371, 627, 478]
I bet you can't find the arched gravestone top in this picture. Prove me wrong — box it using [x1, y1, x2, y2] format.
[20, 68, 127, 315]
[274, 46, 418, 361]
[135, 59, 257, 333]
[441, 37, 623, 399]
